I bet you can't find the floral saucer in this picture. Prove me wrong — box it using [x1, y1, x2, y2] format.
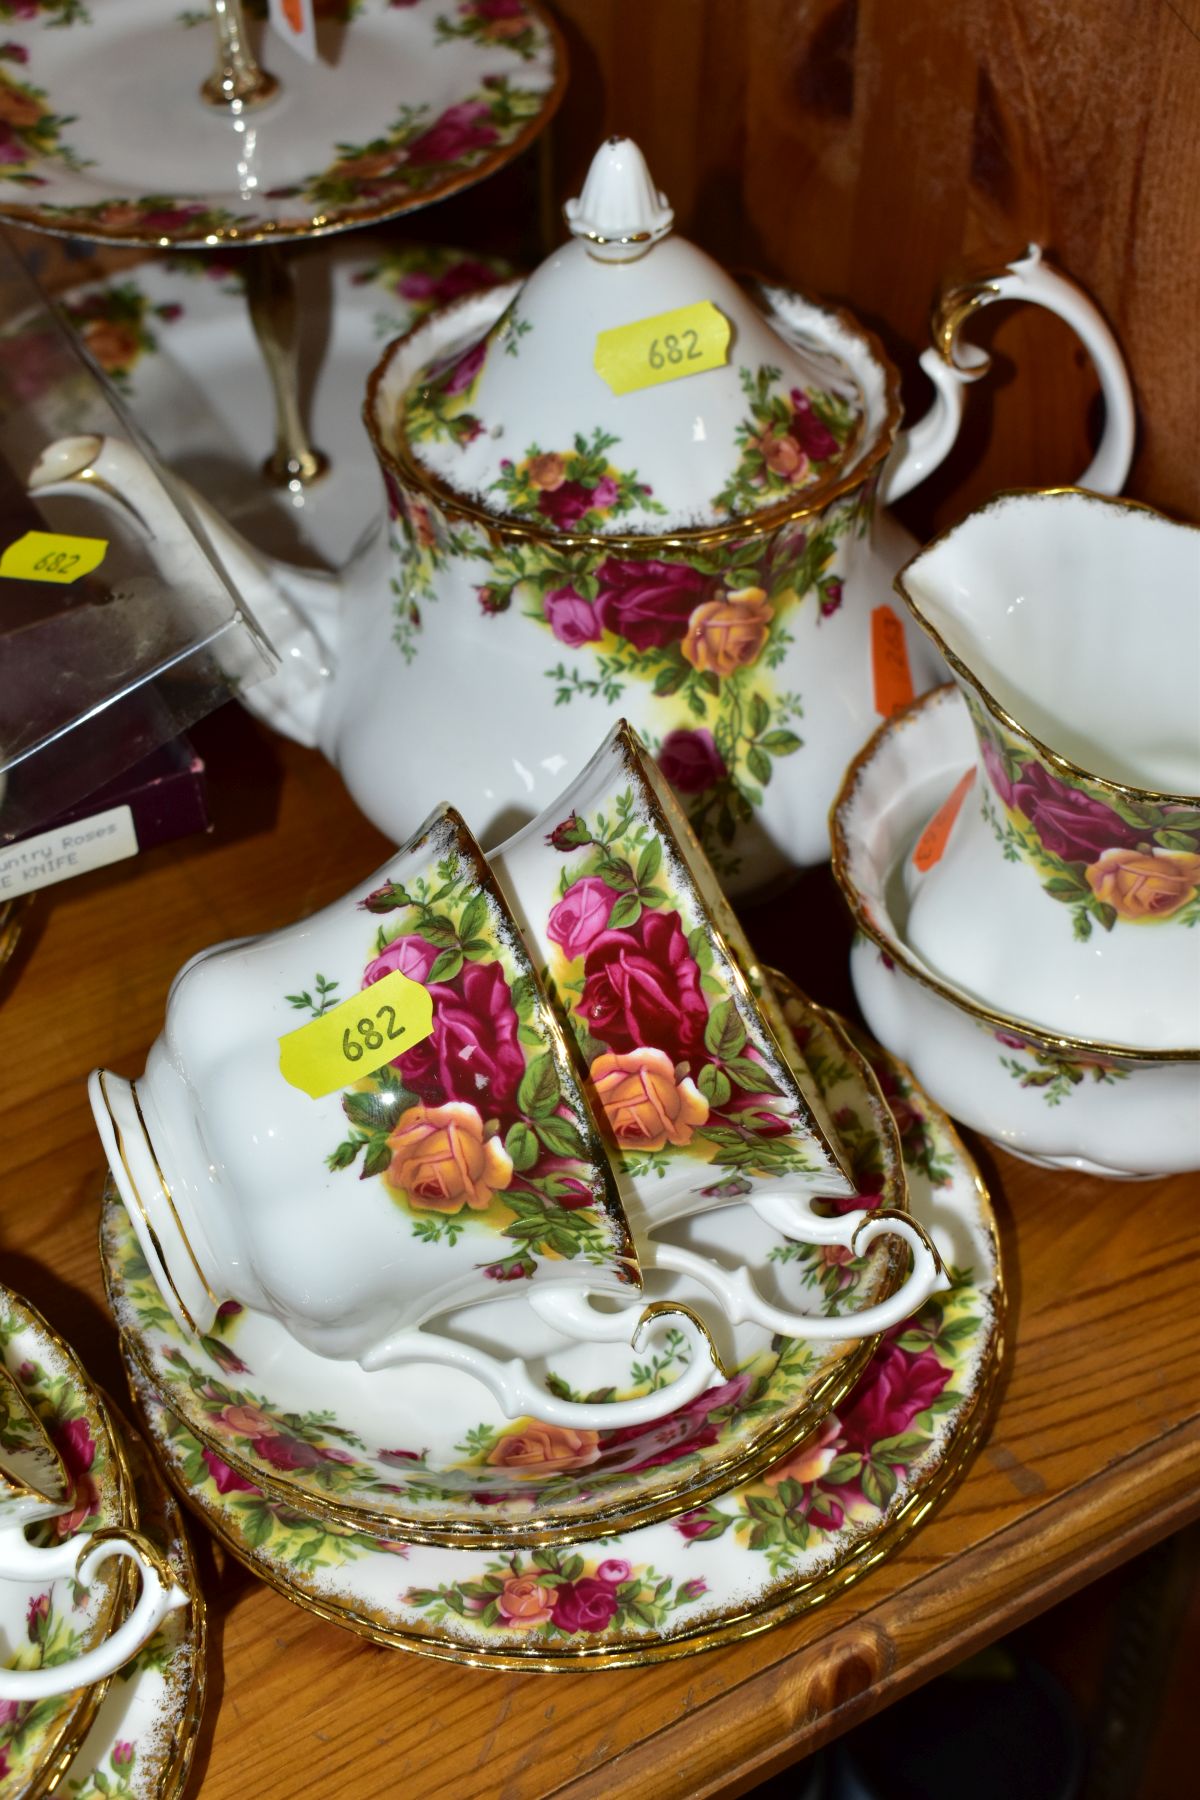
[0, 1294, 135, 1800]
[49, 241, 512, 568]
[0, 0, 563, 245]
[103, 994, 907, 1549]
[54, 1416, 205, 1800]
[127, 1016, 1003, 1668]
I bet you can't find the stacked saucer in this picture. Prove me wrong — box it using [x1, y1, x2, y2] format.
[0, 1289, 204, 1800]
[832, 491, 1200, 1179]
[112, 987, 1002, 1667]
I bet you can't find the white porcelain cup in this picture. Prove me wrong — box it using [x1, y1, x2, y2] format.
[0, 1520, 188, 1702]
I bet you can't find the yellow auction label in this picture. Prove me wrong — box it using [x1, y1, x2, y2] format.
[0, 531, 107, 585]
[278, 969, 434, 1100]
[594, 301, 731, 396]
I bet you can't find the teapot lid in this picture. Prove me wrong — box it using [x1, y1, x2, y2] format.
[393, 137, 871, 537]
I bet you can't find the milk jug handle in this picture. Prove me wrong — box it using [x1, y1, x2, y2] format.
[880, 244, 1135, 504]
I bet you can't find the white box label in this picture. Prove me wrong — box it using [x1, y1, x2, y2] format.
[0, 804, 138, 897]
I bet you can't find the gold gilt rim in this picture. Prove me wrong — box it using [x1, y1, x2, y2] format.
[893, 486, 1200, 809]
[101, 1399, 209, 1800]
[100, 986, 907, 1550]
[829, 684, 1200, 1064]
[95, 1070, 202, 1336]
[362, 276, 905, 553]
[0, 1294, 140, 1800]
[0, 3, 567, 250]
[929, 278, 1002, 376]
[134, 1054, 1005, 1672]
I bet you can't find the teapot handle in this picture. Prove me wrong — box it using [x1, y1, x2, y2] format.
[880, 244, 1135, 504]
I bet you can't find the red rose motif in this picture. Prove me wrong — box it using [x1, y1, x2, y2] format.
[206, 1339, 250, 1376]
[788, 388, 839, 462]
[200, 1448, 259, 1494]
[536, 479, 596, 530]
[578, 910, 709, 1068]
[600, 1375, 751, 1473]
[546, 812, 593, 852]
[251, 1432, 326, 1472]
[443, 337, 486, 397]
[1010, 761, 1141, 864]
[396, 257, 504, 308]
[594, 557, 716, 650]
[980, 734, 1016, 808]
[364, 940, 525, 1118]
[673, 1510, 714, 1540]
[404, 100, 497, 167]
[52, 1416, 95, 1476]
[656, 728, 727, 795]
[550, 1576, 620, 1634]
[838, 1340, 950, 1452]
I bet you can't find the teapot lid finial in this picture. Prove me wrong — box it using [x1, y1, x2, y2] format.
[563, 136, 674, 262]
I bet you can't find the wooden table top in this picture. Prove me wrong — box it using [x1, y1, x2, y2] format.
[2, 712, 1198, 1800]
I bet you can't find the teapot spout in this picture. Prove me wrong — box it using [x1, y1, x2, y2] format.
[28, 435, 337, 748]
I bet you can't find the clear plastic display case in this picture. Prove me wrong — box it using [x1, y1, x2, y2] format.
[0, 230, 276, 843]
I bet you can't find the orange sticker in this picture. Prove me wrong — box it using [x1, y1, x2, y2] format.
[912, 769, 976, 872]
[871, 605, 915, 718]
[268, 0, 315, 58]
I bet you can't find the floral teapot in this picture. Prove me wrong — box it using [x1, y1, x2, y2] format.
[30, 139, 1134, 895]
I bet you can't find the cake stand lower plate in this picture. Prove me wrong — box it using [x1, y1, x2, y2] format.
[54, 240, 513, 568]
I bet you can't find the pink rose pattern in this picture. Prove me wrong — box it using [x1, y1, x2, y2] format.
[434, 0, 544, 61]
[320, 828, 626, 1285]
[483, 429, 666, 534]
[713, 365, 856, 518]
[540, 794, 819, 1187]
[972, 691, 1200, 940]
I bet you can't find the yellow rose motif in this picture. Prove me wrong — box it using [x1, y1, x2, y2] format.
[0, 79, 43, 130]
[386, 1101, 514, 1214]
[526, 451, 566, 491]
[681, 587, 775, 677]
[485, 1422, 601, 1475]
[590, 1047, 709, 1151]
[82, 320, 140, 373]
[495, 1573, 555, 1626]
[764, 1417, 841, 1487]
[759, 429, 810, 481]
[1084, 847, 1200, 921]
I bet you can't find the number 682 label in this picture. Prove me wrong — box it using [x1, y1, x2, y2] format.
[594, 300, 731, 397]
[278, 968, 434, 1100]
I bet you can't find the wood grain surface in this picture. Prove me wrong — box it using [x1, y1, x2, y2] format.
[1, 717, 1198, 1799]
[2, 1, 1198, 1793]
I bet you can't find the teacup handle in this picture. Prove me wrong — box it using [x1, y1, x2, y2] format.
[643, 1202, 946, 1342]
[880, 243, 1135, 504]
[358, 1297, 725, 1430]
[0, 1526, 190, 1701]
